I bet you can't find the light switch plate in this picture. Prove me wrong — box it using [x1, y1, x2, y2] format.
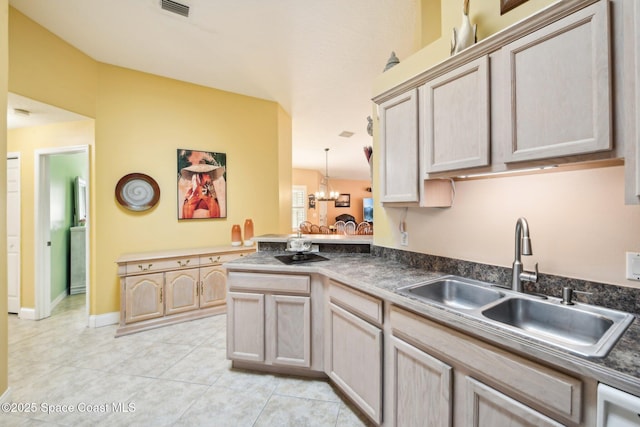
[626, 252, 640, 281]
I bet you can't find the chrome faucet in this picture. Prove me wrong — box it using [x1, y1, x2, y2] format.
[512, 217, 538, 292]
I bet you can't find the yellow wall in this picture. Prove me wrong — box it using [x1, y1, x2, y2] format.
[7, 121, 94, 308]
[93, 64, 286, 315]
[375, 0, 557, 95]
[372, 0, 640, 288]
[8, 8, 97, 118]
[9, 9, 291, 317]
[1, 0, 9, 399]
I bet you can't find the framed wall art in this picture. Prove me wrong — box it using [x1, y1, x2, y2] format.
[177, 149, 226, 219]
[335, 194, 350, 208]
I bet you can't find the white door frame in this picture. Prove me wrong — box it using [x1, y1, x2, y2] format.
[7, 152, 21, 314]
[34, 145, 90, 321]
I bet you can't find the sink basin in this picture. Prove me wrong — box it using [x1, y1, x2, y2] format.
[482, 298, 634, 357]
[398, 276, 505, 310]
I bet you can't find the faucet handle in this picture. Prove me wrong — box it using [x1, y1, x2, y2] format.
[520, 262, 538, 284]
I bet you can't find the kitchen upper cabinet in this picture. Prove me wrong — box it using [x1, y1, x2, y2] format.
[379, 88, 419, 203]
[422, 55, 490, 174]
[501, 0, 611, 163]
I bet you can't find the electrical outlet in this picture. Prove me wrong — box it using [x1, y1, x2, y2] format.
[626, 252, 640, 281]
[400, 231, 409, 246]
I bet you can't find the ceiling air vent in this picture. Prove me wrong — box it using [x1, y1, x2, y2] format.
[161, 0, 190, 17]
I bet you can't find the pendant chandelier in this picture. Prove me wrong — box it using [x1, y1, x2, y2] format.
[315, 148, 339, 201]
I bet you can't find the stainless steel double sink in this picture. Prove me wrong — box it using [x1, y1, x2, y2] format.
[396, 275, 634, 358]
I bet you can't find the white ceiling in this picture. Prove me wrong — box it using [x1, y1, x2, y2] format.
[8, 0, 419, 180]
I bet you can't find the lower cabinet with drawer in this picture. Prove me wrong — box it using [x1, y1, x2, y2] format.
[116, 246, 253, 336]
[327, 280, 383, 425]
[227, 271, 314, 371]
[389, 305, 591, 427]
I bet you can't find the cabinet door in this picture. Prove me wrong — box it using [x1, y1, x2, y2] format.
[379, 88, 419, 203]
[267, 295, 311, 368]
[328, 303, 382, 424]
[164, 268, 199, 315]
[124, 273, 164, 324]
[502, 1, 611, 162]
[199, 265, 227, 308]
[465, 377, 564, 427]
[391, 337, 452, 427]
[422, 55, 490, 173]
[227, 292, 265, 362]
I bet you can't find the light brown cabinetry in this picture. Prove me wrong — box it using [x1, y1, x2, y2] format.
[327, 281, 383, 425]
[390, 305, 588, 426]
[374, 0, 619, 191]
[227, 272, 312, 369]
[501, 0, 611, 163]
[116, 246, 253, 337]
[378, 89, 420, 204]
[123, 272, 164, 324]
[422, 55, 490, 173]
[390, 336, 452, 427]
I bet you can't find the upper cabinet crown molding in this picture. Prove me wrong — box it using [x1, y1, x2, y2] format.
[372, 0, 605, 105]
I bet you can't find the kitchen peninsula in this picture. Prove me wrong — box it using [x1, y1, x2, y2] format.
[251, 233, 373, 253]
[224, 249, 640, 426]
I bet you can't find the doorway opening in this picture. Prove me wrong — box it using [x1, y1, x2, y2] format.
[34, 145, 90, 322]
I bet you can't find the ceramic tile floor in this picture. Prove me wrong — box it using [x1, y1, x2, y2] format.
[2, 294, 373, 426]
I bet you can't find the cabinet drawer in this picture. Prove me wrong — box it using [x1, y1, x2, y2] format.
[329, 280, 382, 326]
[228, 272, 310, 294]
[200, 251, 250, 266]
[390, 306, 582, 424]
[126, 256, 199, 274]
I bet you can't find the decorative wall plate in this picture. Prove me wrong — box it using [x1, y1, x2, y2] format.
[115, 173, 160, 211]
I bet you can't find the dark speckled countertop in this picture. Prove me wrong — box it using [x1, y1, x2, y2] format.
[225, 251, 640, 397]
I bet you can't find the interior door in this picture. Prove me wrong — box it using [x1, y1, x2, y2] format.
[7, 155, 20, 313]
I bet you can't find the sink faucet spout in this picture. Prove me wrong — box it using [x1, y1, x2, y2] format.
[512, 217, 538, 292]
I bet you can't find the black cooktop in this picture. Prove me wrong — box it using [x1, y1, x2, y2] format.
[275, 253, 329, 265]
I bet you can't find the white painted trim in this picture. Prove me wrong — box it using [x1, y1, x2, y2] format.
[0, 386, 12, 403]
[18, 308, 36, 320]
[89, 312, 120, 328]
[7, 153, 21, 314]
[50, 290, 68, 312]
[34, 145, 90, 322]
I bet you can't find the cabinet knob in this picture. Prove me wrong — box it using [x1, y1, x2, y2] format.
[177, 260, 190, 267]
[138, 264, 153, 271]
[209, 256, 221, 264]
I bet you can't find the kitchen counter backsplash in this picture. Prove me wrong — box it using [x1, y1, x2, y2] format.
[372, 246, 640, 317]
[257, 241, 371, 253]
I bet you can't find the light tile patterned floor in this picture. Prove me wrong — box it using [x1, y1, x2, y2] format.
[2, 294, 372, 426]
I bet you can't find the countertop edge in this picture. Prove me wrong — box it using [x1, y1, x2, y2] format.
[225, 253, 640, 397]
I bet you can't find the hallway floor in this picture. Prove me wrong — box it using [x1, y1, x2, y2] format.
[2, 294, 371, 426]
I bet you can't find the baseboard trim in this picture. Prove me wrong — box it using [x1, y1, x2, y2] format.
[0, 386, 12, 403]
[50, 290, 68, 311]
[19, 308, 36, 320]
[89, 312, 120, 328]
